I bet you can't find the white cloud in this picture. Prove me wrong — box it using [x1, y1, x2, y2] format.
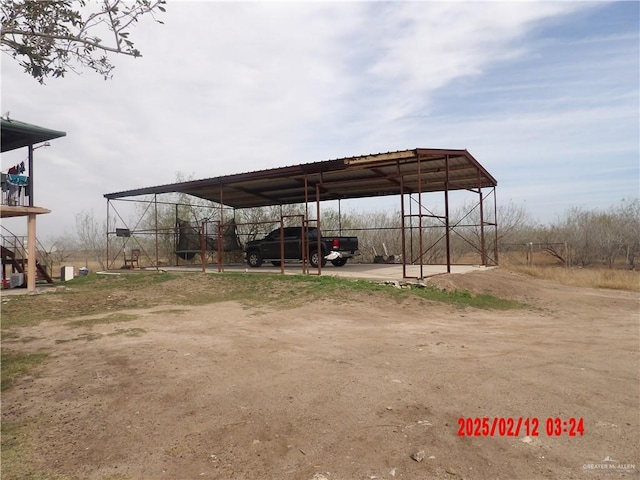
[359, 2, 585, 116]
[1, 1, 637, 238]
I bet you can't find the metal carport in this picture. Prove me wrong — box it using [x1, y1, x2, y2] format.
[104, 148, 498, 278]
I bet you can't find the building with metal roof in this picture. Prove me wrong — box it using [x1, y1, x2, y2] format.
[104, 148, 498, 277]
[1, 117, 67, 291]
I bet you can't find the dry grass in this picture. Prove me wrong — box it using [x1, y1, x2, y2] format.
[1, 350, 49, 393]
[507, 264, 640, 292]
[64, 312, 141, 328]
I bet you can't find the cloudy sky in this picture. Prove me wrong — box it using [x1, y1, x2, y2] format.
[2, 1, 638, 239]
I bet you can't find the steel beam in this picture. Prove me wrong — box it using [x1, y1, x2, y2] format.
[445, 155, 451, 273]
[478, 170, 486, 266]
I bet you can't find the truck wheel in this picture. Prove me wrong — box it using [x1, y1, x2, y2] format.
[331, 257, 348, 267]
[310, 251, 327, 268]
[247, 250, 263, 267]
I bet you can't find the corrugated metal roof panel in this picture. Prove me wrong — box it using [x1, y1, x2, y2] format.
[104, 148, 496, 208]
[1, 118, 66, 152]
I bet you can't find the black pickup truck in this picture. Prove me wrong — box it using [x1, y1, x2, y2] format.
[245, 227, 359, 268]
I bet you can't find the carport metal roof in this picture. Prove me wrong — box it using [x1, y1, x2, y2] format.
[104, 149, 496, 209]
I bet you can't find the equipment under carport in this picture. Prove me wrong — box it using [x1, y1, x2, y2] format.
[175, 218, 243, 261]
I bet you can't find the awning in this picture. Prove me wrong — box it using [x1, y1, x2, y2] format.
[1, 117, 66, 152]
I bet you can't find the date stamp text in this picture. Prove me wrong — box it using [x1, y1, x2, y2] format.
[457, 417, 584, 437]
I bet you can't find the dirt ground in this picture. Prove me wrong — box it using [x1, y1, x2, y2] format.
[2, 268, 639, 479]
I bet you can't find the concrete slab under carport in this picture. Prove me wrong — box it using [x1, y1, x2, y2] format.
[0, 264, 488, 297]
[164, 263, 491, 281]
[302, 263, 491, 281]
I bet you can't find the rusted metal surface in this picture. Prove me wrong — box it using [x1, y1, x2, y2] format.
[104, 149, 497, 209]
[445, 154, 451, 273]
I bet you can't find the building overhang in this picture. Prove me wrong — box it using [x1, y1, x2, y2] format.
[0, 205, 51, 218]
[1, 117, 66, 152]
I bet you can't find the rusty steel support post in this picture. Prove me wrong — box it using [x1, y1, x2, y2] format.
[106, 199, 110, 270]
[303, 176, 309, 274]
[417, 156, 424, 279]
[400, 175, 407, 279]
[493, 187, 499, 265]
[201, 221, 206, 273]
[280, 217, 285, 275]
[154, 194, 159, 270]
[300, 221, 306, 275]
[409, 193, 413, 266]
[316, 182, 322, 276]
[478, 171, 486, 266]
[175, 203, 179, 266]
[445, 154, 451, 273]
[218, 189, 224, 272]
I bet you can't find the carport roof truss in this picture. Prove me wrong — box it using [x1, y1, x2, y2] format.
[104, 148, 497, 209]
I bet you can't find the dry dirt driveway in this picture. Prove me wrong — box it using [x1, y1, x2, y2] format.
[2, 269, 639, 479]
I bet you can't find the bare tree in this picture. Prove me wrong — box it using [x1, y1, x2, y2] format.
[613, 198, 640, 269]
[537, 199, 639, 269]
[75, 209, 107, 269]
[1, 0, 166, 83]
[448, 199, 530, 263]
[45, 234, 77, 264]
[235, 204, 306, 243]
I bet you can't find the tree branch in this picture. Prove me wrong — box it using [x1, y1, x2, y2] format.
[1, 0, 165, 82]
[2, 28, 139, 56]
